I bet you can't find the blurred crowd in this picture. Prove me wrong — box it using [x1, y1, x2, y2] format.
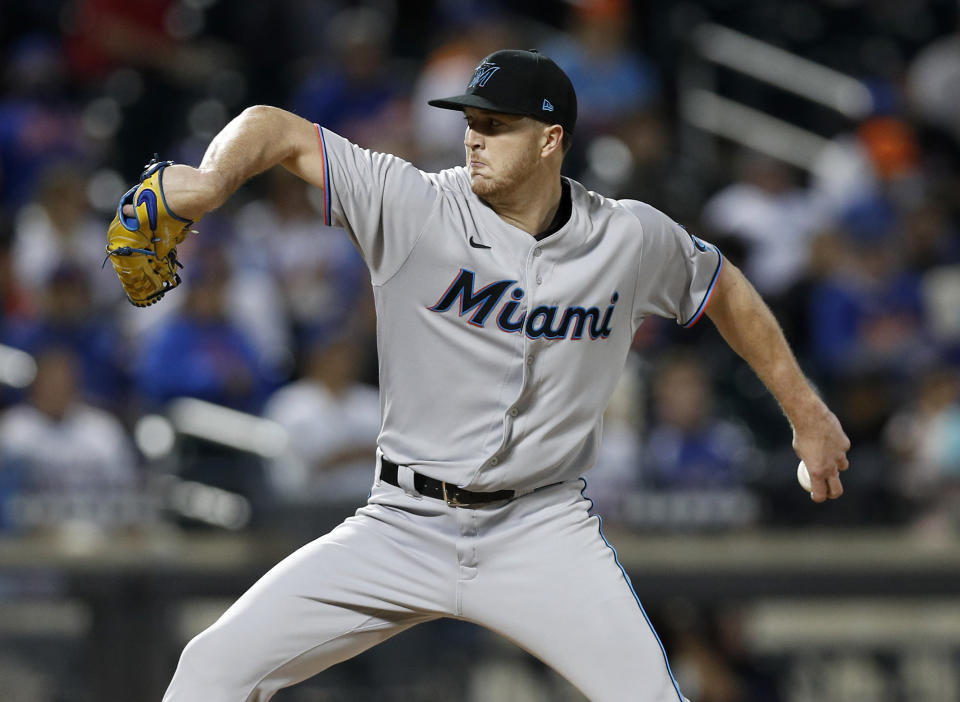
[0, 0, 959, 542]
[3, 2, 960, 700]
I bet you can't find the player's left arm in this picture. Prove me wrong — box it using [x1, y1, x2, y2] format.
[146, 106, 329, 222]
[704, 261, 850, 502]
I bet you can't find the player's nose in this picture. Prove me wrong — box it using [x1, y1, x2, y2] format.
[464, 126, 482, 149]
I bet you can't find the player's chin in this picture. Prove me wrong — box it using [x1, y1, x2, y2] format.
[470, 173, 500, 198]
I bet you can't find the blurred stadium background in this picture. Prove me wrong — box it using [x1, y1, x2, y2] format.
[1, 0, 960, 700]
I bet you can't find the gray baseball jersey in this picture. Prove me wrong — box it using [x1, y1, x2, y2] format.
[316, 126, 721, 493]
[163, 127, 720, 702]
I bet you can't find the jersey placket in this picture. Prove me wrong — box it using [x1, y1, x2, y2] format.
[483, 240, 549, 475]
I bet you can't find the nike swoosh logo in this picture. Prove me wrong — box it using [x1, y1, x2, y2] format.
[469, 236, 491, 249]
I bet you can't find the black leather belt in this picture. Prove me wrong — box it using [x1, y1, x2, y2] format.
[380, 458, 514, 507]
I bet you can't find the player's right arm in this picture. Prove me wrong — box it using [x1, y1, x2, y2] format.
[158, 106, 325, 220]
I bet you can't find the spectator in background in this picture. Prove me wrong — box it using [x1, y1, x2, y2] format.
[643, 353, 756, 490]
[807, 216, 930, 378]
[64, 0, 234, 174]
[289, 6, 412, 155]
[0, 213, 31, 324]
[811, 114, 925, 232]
[543, 0, 660, 139]
[702, 152, 829, 300]
[12, 162, 121, 308]
[0, 346, 137, 507]
[907, 24, 960, 148]
[3, 263, 128, 412]
[0, 214, 31, 415]
[901, 197, 960, 273]
[66, 0, 208, 83]
[855, 117, 922, 189]
[135, 247, 270, 413]
[0, 35, 87, 209]
[264, 331, 379, 504]
[612, 109, 705, 222]
[884, 365, 960, 534]
[233, 167, 372, 352]
[804, 207, 934, 473]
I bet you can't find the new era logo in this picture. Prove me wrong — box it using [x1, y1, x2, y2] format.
[542, 99, 554, 112]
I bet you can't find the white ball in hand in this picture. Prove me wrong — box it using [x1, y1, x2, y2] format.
[797, 461, 812, 492]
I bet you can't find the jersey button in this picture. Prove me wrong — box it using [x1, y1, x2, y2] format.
[534, 247, 542, 257]
[509, 407, 519, 417]
[526, 355, 534, 365]
[489, 456, 500, 466]
[536, 275, 543, 285]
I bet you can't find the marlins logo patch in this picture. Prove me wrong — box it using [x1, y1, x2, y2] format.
[680, 224, 708, 252]
[469, 62, 500, 89]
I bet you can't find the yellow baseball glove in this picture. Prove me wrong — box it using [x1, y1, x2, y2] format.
[104, 157, 196, 307]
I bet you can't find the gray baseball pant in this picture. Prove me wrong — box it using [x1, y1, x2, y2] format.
[162, 469, 686, 702]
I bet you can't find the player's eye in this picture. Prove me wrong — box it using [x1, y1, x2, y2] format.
[463, 116, 501, 135]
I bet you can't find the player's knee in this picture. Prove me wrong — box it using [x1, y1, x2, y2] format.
[179, 627, 219, 671]
[165, 625, 247, 700]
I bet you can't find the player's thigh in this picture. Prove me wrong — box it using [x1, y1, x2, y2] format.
[464, 483, 686, 702]
[165, 500, 454, 701]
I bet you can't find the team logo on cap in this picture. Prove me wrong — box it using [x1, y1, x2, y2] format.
[468, 61, 500, 89]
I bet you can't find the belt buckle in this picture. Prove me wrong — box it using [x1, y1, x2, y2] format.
[441, 482, 464, 508]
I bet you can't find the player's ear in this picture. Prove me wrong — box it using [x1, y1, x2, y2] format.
[540, 124, 564, 159]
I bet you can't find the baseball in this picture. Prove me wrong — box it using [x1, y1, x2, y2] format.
[797, 460, 812, 492]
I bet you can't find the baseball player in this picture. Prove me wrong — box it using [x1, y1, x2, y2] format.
[121, 49, 849, 701]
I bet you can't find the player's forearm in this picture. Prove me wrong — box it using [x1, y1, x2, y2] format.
[163, 105, 319, 220]
[707, 262, 850, 501]
[704, 263, 825, 429]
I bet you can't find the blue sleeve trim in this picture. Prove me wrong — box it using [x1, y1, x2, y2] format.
[681, 248, 723, 328]
[316, 125, 332, 226]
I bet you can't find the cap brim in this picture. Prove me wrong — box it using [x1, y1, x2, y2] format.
[427, 93, 530, 116]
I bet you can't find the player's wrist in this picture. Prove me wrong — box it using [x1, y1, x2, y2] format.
[784, 388, 831, 433]
[162, 164, 223, 221]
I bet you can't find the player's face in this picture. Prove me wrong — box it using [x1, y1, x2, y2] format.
[463, 108, 543, 199]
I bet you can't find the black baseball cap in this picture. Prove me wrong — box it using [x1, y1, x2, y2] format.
[428, 49, 577, 136]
